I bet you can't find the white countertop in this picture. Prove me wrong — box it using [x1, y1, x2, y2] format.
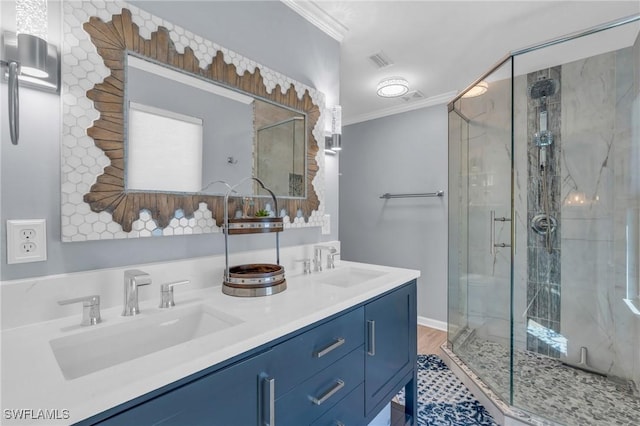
[1, 261, 419, 425]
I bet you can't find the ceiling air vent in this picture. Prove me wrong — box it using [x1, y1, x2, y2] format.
[400, 90, 425, 102]
[368, 51, 393, 69]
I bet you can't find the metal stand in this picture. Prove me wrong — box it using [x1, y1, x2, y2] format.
[222, 177, 285, 297]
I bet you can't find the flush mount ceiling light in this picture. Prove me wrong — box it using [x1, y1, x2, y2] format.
[376, 77, 409, 98]
[461, 81, 489, 98]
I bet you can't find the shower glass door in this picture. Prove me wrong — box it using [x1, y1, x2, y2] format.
[510, 19, 640, 422]
[447, 58, 514, 404]
[449, 16, 640, 425]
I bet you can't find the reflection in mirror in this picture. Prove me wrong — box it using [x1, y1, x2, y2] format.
[254, 100, 306, 198]
[126, 55, 306, 198]
[127, 102, 204, 192]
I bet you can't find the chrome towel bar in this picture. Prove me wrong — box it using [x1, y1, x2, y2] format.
[380, 190, 444, 199]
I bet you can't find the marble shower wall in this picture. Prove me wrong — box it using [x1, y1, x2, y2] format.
[559, 45, 637, 382]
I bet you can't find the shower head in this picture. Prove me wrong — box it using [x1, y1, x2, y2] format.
[529, 78, 557, 99]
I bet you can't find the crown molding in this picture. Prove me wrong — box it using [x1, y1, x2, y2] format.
[343, 90, 458, 126]
[280, 0, 348, 42]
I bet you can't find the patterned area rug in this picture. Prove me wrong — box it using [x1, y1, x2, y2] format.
[396, 354, 498, 426]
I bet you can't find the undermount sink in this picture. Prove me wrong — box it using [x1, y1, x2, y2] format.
[313, 267, 388, 288]
[50, 304, 242, 380]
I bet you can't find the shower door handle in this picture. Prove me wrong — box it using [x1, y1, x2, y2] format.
[490, 210, 511, 255]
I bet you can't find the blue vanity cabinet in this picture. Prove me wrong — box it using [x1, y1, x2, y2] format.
[79, 279, 417, 426]
[364, 280, 417, 419]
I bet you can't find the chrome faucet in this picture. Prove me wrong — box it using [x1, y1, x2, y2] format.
[123, 269, 151, 316]
[58, 295, 101, 326]
[159, 280, 190, 308]
[313, 245, 337, 272]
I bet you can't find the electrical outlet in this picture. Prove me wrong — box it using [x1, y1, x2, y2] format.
[21, 242, 37, 254]
[7, 219, 47, 264]
[20, 228, 36, 240]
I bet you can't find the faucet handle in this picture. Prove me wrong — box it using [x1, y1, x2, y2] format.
[58, 295, 101, 326]
[295, 259, 312, 274]
[327, 251, 340, 269]
[159, 280, 189, 308]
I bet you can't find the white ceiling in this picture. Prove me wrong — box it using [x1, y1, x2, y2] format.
[283, 1, 640, 125]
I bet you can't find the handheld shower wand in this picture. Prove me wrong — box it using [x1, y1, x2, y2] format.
[529, 78, 558, 253]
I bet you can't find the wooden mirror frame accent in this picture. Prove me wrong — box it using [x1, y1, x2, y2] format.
[82, 8, 320, 233]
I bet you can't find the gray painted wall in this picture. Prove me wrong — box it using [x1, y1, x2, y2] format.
[340, 105, 449, 323]
[0, 1, 339, 280]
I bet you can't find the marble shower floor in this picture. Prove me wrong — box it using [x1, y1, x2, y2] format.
[456, 337, 639, 426]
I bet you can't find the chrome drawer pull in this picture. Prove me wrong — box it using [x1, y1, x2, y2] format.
[314, 337, 345, 358]
[336, 422, 345, 426]
[311, 379, 345, 405]
[367, 320, 376, 356]
[262, 376, 275, 426]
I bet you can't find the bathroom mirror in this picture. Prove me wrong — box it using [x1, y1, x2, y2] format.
[125, 54, 307, 198]
[62, 6, 323, 238]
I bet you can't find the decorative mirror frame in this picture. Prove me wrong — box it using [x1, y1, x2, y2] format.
[61, 1, 327, 241]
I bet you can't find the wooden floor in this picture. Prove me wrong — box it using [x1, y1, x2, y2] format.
[417, 325, 447, 355]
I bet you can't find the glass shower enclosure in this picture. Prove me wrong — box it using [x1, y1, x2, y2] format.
[447, 15, 640, 425]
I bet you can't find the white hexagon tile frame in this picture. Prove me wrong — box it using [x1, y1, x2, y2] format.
[61, 1, 328, 242]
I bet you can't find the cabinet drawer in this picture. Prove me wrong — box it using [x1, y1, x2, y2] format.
[269, 307, 364, 397]
[311, 383, 365, 426]
[275, 347, 365, 426]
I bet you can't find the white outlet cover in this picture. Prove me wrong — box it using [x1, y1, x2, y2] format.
[7, 219, 47, 264]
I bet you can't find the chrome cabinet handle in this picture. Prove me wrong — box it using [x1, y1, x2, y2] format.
[367, 320, 376, 356]
[262, 376, 275, 426]
[311, 379, 345, 405]
[314, 337, 345, 358]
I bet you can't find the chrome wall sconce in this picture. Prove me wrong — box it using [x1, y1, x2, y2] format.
[1, 31, 59, 145]
[325, 105, 342, 155]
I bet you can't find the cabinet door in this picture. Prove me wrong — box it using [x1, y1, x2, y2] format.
[96, 350, 272, 426]
[364, 281, 416, 415]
